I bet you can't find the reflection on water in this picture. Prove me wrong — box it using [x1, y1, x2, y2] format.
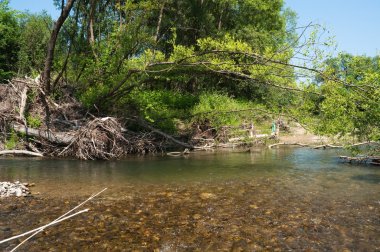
[0, 148, 379, 251]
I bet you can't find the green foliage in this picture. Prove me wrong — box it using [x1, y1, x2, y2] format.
[26, 114, 42, 128]
[0, 0, 20, 81]
[191, 93, 254, 128]
[126, 89, 198, 132]
[17, 12, 52, 76]
[5, 129, 18, 150]
[151, 0, 286, 53]
[302, 54, 380, 142]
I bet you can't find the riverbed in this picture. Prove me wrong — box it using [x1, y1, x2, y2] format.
[0, 148, 379, 251]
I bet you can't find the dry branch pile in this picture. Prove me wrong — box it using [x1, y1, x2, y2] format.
[58, 117, 157, 160]
[0, 78, 160, 159]
[58, 117, 127, 160]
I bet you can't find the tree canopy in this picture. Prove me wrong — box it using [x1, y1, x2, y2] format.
[0, 0, 379, 154]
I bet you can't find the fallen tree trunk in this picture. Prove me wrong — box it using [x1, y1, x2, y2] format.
[313, 144, 343, 149]
[0, 150, 43, 157]
[12, 124, 74, 145]
[268, 142, 311, 148]
[339, 155, 380, 165]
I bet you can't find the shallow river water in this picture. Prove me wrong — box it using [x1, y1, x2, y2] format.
[0, 148, 379, 251]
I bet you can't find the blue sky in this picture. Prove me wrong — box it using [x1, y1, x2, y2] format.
[8, 0, 380, 56]
[285, 0, 380, 56]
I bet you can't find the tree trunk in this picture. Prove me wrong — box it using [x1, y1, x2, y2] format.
[218, 8, 224, 31]
[154, 3, 165, 42]
[42, 0, 76, 94]
[89, 0, 95, 44]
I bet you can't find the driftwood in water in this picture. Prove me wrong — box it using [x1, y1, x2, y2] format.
[313, 144, 343, 149]
[268, 142, 310, 148]
[314, 141, 378, 149]
[167, 149, 191, 157]
[268, 141, 379, 149]
[0, 150, 43, 157]
[339, 155, 380, 165]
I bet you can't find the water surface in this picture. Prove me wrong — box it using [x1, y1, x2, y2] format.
[0, 148, 379, 251]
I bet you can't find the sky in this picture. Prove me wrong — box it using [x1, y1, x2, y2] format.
[285, 0, 380, 56]
[8, 0, 380, 57]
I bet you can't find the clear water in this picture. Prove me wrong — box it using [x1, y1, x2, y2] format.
[0, 148, 379, 251]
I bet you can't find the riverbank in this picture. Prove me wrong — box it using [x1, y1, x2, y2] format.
[0, 78, 334, 160]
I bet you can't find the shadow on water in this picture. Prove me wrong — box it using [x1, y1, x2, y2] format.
[351, 173, 380, 184]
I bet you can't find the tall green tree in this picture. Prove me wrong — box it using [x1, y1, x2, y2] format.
[0, 0, 20, 81]
[17, 12, 53, 76]
[302, 54, 380, 142]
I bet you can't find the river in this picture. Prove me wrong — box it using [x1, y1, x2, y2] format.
[0, 148, 379, 251]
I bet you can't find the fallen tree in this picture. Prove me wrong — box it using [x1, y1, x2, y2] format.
[12, 123, 74, 145]
[0, 150, 43, 157]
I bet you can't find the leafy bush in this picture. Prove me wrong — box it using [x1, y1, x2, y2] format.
[0, 1, 20, 81]
[5, 130, 18, 150]
[26, 114, 42, 128]
[191, 93, 256, 128]
[127, 89, 198, 132]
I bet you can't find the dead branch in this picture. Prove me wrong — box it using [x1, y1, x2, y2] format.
[0, 209, 89, 245]
[0, 150, 43, 157]
[9, 188, 107, 251]
[19, 86, 28, 124]
[134, 117, 193, 149]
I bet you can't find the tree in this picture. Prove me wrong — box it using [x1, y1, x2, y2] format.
[302, 54, 380, 142]
[17, 12, 53, 76]
[42, 0, 75, 94]
[0, 0, 20, 81]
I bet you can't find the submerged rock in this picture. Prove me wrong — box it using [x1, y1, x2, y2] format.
[0, 181, 31, 198]
[199, 192, 216, 200]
